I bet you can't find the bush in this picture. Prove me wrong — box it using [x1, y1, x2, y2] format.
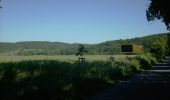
[0, 61, 74, 100]
[144, 53, 157, 65]
[135, 54, 156, 70]
[112, 59, 141, 79]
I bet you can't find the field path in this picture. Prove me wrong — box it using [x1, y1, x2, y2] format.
[87, 56, 170, 100]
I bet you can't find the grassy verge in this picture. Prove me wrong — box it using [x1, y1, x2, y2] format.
[0, 54, 155, 100]
[0, 55, 136, 63]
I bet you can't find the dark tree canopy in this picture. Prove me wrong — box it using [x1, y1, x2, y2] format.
[76, 44, 88, 57]
[146, 0, 170, 30]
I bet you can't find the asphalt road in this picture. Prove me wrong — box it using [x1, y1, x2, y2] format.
[87, 56, 170, 100]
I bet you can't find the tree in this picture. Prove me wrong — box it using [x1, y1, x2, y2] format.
[146, 0, 170, 55]
[150, 39, 168, 58]
[146, 0, 170, 30]
[76, 44, 88, 57]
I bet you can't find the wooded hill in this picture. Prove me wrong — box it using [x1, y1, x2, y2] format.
[0, 33, 169, 55]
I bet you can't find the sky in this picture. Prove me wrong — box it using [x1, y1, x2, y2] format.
[0, 0, 169, 44]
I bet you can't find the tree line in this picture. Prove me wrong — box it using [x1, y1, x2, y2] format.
[0, 33, 169, 57]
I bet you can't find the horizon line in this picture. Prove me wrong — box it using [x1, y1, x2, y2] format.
[0, 32, 169, 44]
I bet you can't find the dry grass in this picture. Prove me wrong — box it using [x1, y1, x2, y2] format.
[0, 55, 136, 63]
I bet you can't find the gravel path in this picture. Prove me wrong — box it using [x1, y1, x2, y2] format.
[87, 56, 170, 100]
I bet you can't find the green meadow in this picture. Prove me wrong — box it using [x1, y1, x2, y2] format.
[0, 55, 137, 62]
[0, 54, 157, 100]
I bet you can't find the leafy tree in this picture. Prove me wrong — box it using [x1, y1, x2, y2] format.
[146, 0, 170, 55]
[76, 44, 88, 57]
[150, 37, 168, 58]
[146, 0, 170, 30]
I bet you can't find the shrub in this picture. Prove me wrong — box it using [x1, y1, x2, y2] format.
[128, 59, 142, 72]
[0, 61, 74, 100]
[112, 59, 141, 79]
[144, 53, 158, 65]
[135, 54, 153, 70]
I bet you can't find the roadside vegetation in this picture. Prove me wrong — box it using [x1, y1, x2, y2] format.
[0, 54, 157, 100]
[0, 33, 168, 100]
[0, 55, 136, 63]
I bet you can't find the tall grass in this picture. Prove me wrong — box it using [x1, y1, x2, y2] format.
[134, 53, 157, 70]
[0, 55, 136, 62]
[0, 54, 155, 100]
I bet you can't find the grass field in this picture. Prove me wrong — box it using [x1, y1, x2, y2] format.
[0, 55, 137, 63]
[0, 54, 156, 100]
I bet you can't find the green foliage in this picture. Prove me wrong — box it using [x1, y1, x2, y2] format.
[146, 0, 170, 55]
[150, 36, 169, 58]
[0, 33, 169, 55]
[144, 53, 157, 65]
[113, 59, 142, 78]
[0, 61, 74, 100]
[76, 44, 88, 57]
[146, 0, 170, 30]
[0, 55, 136, 63]
[134, 54, 156, 70]
[0, 57, 148, 100]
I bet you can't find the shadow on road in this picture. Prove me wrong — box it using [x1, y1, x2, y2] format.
[87, 56, 170, 100]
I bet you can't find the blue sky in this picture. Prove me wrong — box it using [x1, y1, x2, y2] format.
[0, 0, 168, 44]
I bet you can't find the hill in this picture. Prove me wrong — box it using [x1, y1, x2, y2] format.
[0, 33, 169, 55]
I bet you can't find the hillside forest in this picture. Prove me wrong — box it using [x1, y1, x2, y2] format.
[0, 33, 169, 57]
